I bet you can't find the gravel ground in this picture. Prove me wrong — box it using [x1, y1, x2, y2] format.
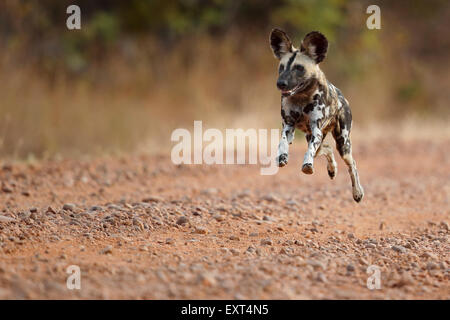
[0, 138, 448, 299]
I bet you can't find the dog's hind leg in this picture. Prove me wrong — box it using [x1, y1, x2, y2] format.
[316, 143, 337, 179]
[333, 107, 364, 202]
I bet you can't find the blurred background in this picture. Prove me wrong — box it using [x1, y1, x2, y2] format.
[0, 0, 448, 160]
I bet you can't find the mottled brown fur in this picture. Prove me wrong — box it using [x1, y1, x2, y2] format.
[270, 28, 364, 202]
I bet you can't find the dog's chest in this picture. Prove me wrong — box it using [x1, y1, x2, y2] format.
[281, 87, 336, 133]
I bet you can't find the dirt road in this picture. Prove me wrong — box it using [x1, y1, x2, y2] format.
[0, 137, 448, 299]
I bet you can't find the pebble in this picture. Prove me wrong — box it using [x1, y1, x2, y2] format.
[99, 245, 113, 255]
[230, 248, 240, 256]
[260, 238, 273, 245]
[142, 196, 163, 203]
[1, 184, 13, 193]
[307, 259, 326, 270]
[426, 262, 437, 270]
[316, 272, 327, 282]
[422, 252, 438, 260]
[63, 203, 76, 211]
[193, 227, 208, 235]
[0, 215, 16, 223]
[439, 221, 449, 231]
[392, 245, 407, 253]
[346, 264, 355, 272]
[198, 273, 217, 286]
[46, 206, 57, 214]
[176, 216, 189, 225]
[261, 194, 280, 203]
[201, 188, 218, 195]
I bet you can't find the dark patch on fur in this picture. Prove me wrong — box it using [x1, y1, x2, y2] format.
[303, 103, 315, 114]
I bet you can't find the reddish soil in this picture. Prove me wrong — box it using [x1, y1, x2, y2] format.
[0, 138, 448, 299]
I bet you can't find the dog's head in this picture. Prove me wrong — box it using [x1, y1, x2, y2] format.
[270, 28, 328, 96]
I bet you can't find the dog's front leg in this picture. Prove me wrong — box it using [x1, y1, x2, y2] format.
[302, 121, 323, 174]
[277, 123, 295, 167]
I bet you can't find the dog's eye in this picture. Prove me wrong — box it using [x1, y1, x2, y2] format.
[278, 65, 284, 73]
[295, 65, 304, 72]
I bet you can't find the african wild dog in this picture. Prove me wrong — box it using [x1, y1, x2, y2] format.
[270, 28, 364, 202]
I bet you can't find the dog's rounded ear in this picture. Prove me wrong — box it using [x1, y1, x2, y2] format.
[270, 28, 293, 60]
[300, 31, 328, 63]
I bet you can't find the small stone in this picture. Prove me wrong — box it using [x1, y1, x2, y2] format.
[1, 184, 12, 193]
[142, 196, 163, 203]
[201, 188, 218, 195]
[316, 272, 327, 282]
[198, 273, 217, 286]
[439, 221, 449, 231]
[230, 248, 240, 256]
[213, 214, 224, 222]
[165, 238, 175, 245]
[307, 259, 326, 270]
[194, 227, 208, 234]
[176, 216, 189, 225]
[99, 245, 113, 255]
[379, 222, 386, 230]
[0, 215, 16, 223]
[347, 233, 355, 239]
[346, 264, 355, 272]
[392, 245, 407, 253]
[261, 194, 280, 203]
[359, 257, 369, 265]
[229, 235, 240, 241]
[260, 238, 273, 245]
[426, 262, 437, 270]
[63, 203, 76, 211]
[422, 252, 438, 260]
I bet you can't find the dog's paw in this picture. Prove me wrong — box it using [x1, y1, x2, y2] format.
[327, 169, 336, 179]
[352, 186, 364, 203]
[301, 163, 314, 175]
[277, 153, 288, 167]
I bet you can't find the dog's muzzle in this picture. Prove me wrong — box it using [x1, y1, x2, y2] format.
[280, 81, 306, 97]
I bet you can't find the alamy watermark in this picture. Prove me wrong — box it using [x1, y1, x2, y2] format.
[171, 121, 280, 175]
[366, 5, 381, 29]
[66, 265, 81, 290]
[66, 5, 81, 30]
[366, 265, 381, 290]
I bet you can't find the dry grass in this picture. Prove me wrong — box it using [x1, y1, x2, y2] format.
[0, 32, 448, 161]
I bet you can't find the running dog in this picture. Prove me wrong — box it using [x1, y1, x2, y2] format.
[270, 28, 364, 202]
